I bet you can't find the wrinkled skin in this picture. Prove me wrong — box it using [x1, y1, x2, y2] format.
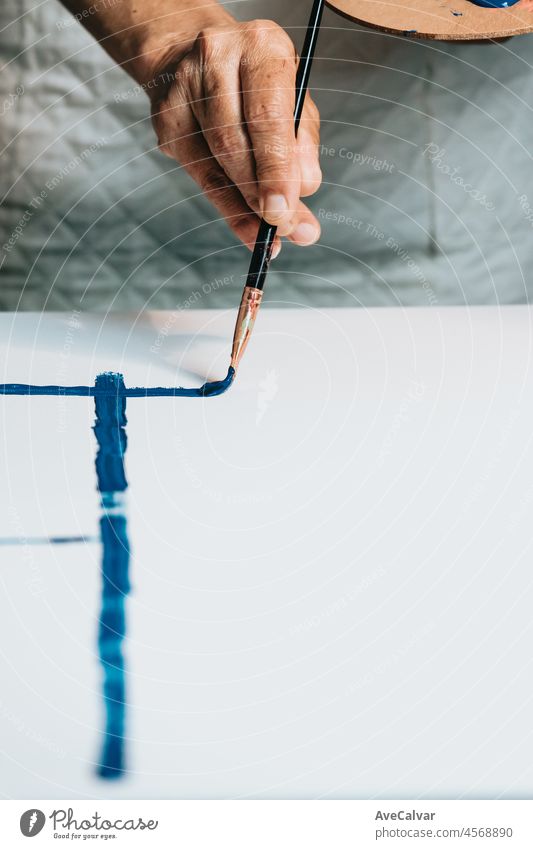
[150, 20, 322, 253]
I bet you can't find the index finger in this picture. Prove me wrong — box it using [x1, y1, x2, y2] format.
[240, 23, 301, 234]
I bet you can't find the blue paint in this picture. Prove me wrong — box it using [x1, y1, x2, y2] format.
[0, 535, 97, 545]
[94, 373, 130, 780]
[0, 364, 235, 778]
[451, 10, 463, 15]
[97, 510, 129, 779]
[467, 0, 519, 6]
[94, 373, 128, 493]
[0, 366, 235, 398]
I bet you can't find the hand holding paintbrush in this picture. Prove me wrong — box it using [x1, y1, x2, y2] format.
[230, 0, 325, 371]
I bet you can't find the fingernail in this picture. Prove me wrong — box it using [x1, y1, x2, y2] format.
[291, 222, 319, 245]
[263, 193, 289, 222]
[272, 241, 282, 259]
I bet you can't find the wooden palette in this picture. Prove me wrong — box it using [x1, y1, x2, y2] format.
[325, 0, 533, 40]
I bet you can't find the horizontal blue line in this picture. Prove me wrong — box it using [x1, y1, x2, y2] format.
[0, 535, 98, 546]
[0, 367, 235, 399]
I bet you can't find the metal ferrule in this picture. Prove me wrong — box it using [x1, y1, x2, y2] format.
[230, 286, 263, 371]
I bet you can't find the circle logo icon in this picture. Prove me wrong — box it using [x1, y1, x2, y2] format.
[20, 810, 46, 837]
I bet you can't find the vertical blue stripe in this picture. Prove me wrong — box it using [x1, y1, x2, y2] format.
[93, 373, 130, 780]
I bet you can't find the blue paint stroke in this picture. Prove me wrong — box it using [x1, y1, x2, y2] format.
[0, 535, 97, 545]
[94, 372, 130, 780]
[0, 366, 235, 398]
[1, 364, 235, 777]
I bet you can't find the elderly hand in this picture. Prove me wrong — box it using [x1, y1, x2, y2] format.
[148, 19, 322, 252]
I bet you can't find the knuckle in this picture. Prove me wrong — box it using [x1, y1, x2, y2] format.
[160, 76, 188, 113]
[208, 127, 240, 157]
[251, 19, 289, 39]
[253, 134, 296, 167]
[247, 101, 291, 128]
[201, 167, 232, 195]
[255, 159, 292, 182]
[196, 27, 216, 45]
[246, 19, 293, 52]
[247, 19, 274, 36]
[255, 141, 298, 177]
[195, 27, 222, 64]
[174, 56, 194, 87]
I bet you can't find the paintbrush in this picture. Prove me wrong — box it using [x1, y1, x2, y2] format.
[229, 0, 325, 372]
[0, 4, 324, 403]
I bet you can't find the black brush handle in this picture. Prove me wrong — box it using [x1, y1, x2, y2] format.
[245, 0, 324, 291]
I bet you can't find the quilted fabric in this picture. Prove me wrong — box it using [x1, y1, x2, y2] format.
[1, 0, 533, 310]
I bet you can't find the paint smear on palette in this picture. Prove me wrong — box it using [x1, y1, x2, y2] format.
[93, 373, 130, 780]
[0, 367, 235, 398]
[467, 0, 519, 6]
